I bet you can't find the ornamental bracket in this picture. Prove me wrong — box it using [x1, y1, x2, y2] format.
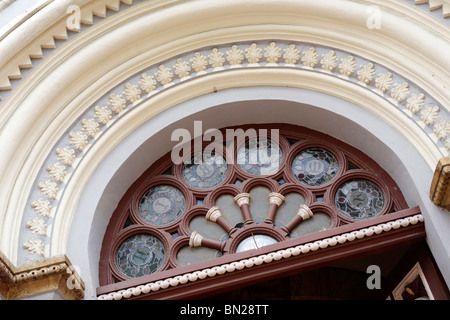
[430, 157, 450, 211]
[0, 251, 84, 300]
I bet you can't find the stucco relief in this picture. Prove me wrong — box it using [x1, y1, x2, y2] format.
[19, 41, 450, 262]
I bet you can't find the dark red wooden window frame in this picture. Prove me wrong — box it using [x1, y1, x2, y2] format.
[98, 124, 418, 299]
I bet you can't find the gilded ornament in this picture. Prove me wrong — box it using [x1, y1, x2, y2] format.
[69, 131, 88, 151]
[139, 73, 156, 93]
[338, 56, 356, 77]
[94, 106, 112, 125]
[46, 163, 67, 183]
[301, 47, 319, 68]
[283, 44, 300, 65]
[375, 72, 393, 93]
[56, 147, 76, 166]
[264, 42, 282, 64]
[320, 50, 337, 72]
[123, 83, 141, 103]
[245, 43, 262, 64]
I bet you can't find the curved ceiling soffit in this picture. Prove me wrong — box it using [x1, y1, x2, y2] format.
[0, 0, 448, 263]
[16, 40, 448, 264]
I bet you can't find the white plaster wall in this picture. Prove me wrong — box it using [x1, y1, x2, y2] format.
[65, 86, 450, 299]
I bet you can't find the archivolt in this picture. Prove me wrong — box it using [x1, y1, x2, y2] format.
[1, 0, 449, 265]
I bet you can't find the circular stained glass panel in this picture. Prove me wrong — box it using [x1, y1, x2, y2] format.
[116, 234, 165, 278]
[335, 179, 385, 220]
[237, 137, 282, 176]
[292, 147, 339, 186]
[182, 151, 227, 189]
[138, 185, 185, 225]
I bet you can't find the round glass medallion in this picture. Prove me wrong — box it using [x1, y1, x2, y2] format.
[335, 179, 385, 220]
[235, 234, 277, 253]
[138, 185, 185, 225]
[116, 234, 165, 278]
[182, 151, 227, 189]
[292, 147, 339, 186]
[237, 137, 282, 176]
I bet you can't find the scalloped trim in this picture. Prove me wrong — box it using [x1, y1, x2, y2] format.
[97, 213, 424, 300]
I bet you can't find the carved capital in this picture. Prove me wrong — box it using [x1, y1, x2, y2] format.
[206, 206, 222, 222]
[430, 157, 450, 210]
[268, 192, 285, 207]
[189, 231, 203, 247]
[297, 204, 313, 220]
[234, 193, 251, 207]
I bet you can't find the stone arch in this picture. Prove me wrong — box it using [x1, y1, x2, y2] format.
[0, 0, 449, 299]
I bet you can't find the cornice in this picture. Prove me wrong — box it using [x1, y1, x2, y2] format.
[0, 251, 84, 299]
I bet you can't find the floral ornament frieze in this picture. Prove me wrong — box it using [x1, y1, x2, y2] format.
[19, 40, 450, 263]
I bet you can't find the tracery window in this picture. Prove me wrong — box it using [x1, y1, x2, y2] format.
[99, 124, 407, 285]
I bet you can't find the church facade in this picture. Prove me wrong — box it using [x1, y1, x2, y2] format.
[0, 0, 449, 300]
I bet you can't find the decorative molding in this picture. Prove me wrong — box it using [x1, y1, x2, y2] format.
[430, 157, 450, 209]
[0, 0, 448, 104]
[0, 0, 137, 96]
[391, 262, 434, 300]
[19, 40, 450, 262]
[413, 0, 450, 19]
[97, 213, 424, 300]
[0, 251, 84, 300]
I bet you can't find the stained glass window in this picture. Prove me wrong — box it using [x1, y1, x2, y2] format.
[237, 137, 282, 175]
[116, 234, 165, 278]
[182, 151, 227, 189]
[138, 185, 186, 225]
[101, 125, 406, 288]
[289, 212, 332, 238]
[292, 147, 339, 186]
[177, 246, 221, 266]
[335, 179, 385, 220]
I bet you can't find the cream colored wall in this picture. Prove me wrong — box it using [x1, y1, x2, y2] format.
[0, 0, 449, 298]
